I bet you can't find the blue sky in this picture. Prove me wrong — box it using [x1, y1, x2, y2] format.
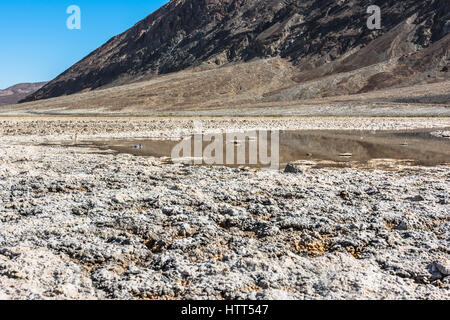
[0, 1, 168, 89]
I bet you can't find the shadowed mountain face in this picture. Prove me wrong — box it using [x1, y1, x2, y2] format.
[22, 0, 449, 103]
[0, 82, 47, 106]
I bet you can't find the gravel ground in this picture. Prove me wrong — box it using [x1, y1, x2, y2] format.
[0, 117, 449, 300]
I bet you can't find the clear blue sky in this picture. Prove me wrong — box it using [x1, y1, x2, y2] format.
[0, 1, 169, 89]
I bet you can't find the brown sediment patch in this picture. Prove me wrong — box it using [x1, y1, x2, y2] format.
[292, 237, 332, 258]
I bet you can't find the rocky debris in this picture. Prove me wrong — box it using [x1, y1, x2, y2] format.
[284, 163, 303, 174]
[395, 221, 409, 231]
[431, 131, 450, 139]
[406, 195, 425, 202]
[434, 259, 450, 276]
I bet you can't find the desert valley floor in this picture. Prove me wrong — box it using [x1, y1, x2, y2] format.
[0, 116, 449, 299]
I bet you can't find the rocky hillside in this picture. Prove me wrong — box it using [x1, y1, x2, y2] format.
[22, 0, 449, 103]
[0, 82, 47, 106]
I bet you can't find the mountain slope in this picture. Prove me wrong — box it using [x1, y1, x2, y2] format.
[0, 82, 47, 106]
[22, 0, 449, 103]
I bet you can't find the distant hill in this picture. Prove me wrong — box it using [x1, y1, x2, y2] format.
[20, 0, 450, 107]
[0, 82, 47, 106]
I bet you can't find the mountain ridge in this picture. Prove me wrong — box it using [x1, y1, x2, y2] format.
[0, 82, 47, 106]
[22, 0, 450, 103]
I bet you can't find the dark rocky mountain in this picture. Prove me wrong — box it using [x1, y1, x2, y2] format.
[0, 82, 47, 106]
[22, 0, 449, 103]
